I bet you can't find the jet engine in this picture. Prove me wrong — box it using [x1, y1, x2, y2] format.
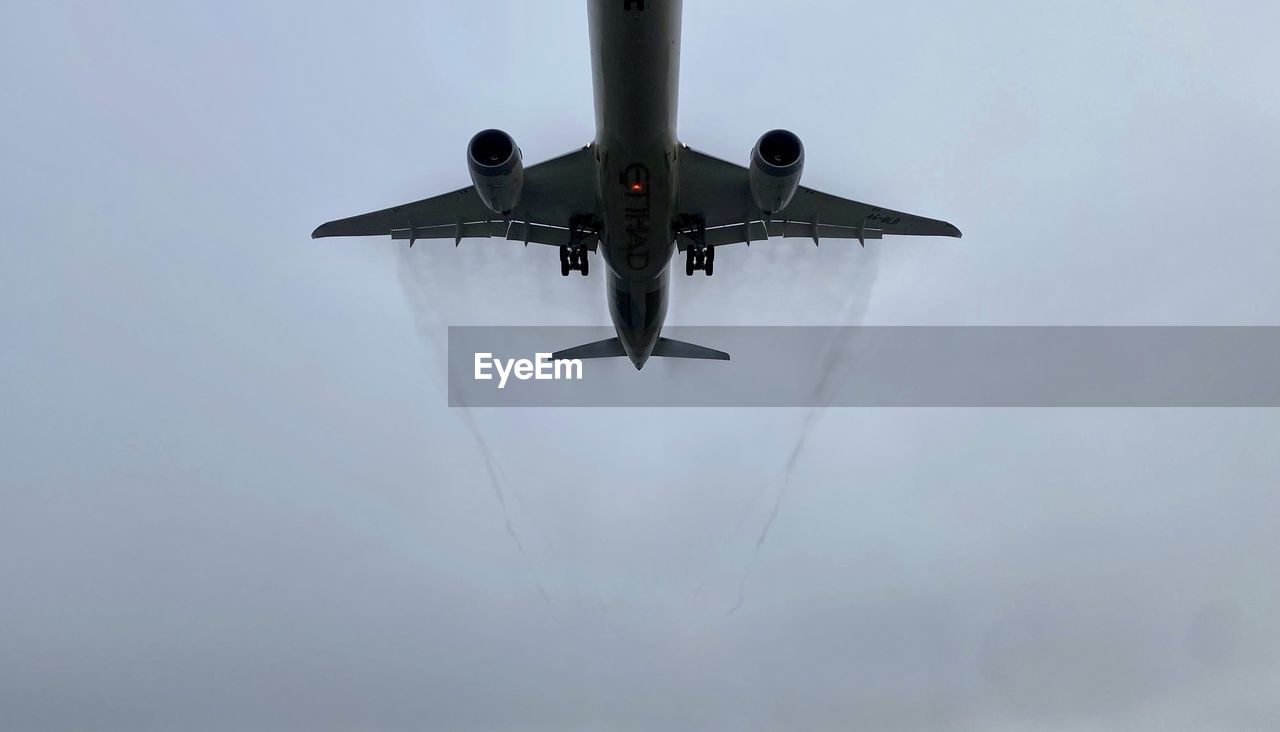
[468, 129, 524, 216]
[748, 129, 804, 215]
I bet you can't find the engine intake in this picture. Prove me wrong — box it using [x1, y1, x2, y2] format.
[749, 129, 804, 215]
[468, 129, 524, 216]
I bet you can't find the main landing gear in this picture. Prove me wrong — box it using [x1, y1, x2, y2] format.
[560, 246, 588, 276]
[677, 215, 714, 276]
[685, 245, 714, 276]
[560, 215, 596, 277]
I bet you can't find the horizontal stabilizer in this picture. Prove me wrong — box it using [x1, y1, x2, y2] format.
[553, 337, 627, 361]
[652, 337, 731, 361]
[552, 336, 731, 364]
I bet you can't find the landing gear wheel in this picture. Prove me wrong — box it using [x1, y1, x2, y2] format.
[561, 246, 589, 276]
[686, 246, 714, 276]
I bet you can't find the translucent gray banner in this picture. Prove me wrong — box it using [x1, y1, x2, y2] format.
[446, 327, 1280, 407]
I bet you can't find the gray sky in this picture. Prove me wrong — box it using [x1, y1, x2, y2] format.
[3, 1, 1279, 729]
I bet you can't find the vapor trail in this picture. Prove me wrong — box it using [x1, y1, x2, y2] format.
[394, 247, 552, 603]
[727, 244, 881, 615]
[452, 400, 552, 604]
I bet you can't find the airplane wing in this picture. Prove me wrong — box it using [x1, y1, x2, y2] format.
[676, 146, 961, 249]
[312, 145, 600, 250]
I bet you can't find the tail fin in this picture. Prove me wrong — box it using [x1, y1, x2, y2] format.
[652, 337, 731, 361]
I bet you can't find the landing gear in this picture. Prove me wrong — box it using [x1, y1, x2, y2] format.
[676, 215, 714, 277]
[685, 245, 714, 276]
[560, 215, 597, 277]
[560, 246, 588, 276]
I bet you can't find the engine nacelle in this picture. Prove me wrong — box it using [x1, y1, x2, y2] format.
[749, 129, 805, 215]
[467, 129, 524, 216]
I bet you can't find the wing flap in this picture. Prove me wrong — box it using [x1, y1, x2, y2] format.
[386, 220, 599, 250]
[693, 221, 886, 249]
[389, 220, 508, 243]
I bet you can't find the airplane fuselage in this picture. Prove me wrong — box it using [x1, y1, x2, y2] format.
[589, 0, 682, 368]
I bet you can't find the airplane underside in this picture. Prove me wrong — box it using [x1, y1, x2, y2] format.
[311, 0, 960, 370]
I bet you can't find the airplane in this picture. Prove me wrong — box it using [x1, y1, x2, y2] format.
[312, 0, 961, 370]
